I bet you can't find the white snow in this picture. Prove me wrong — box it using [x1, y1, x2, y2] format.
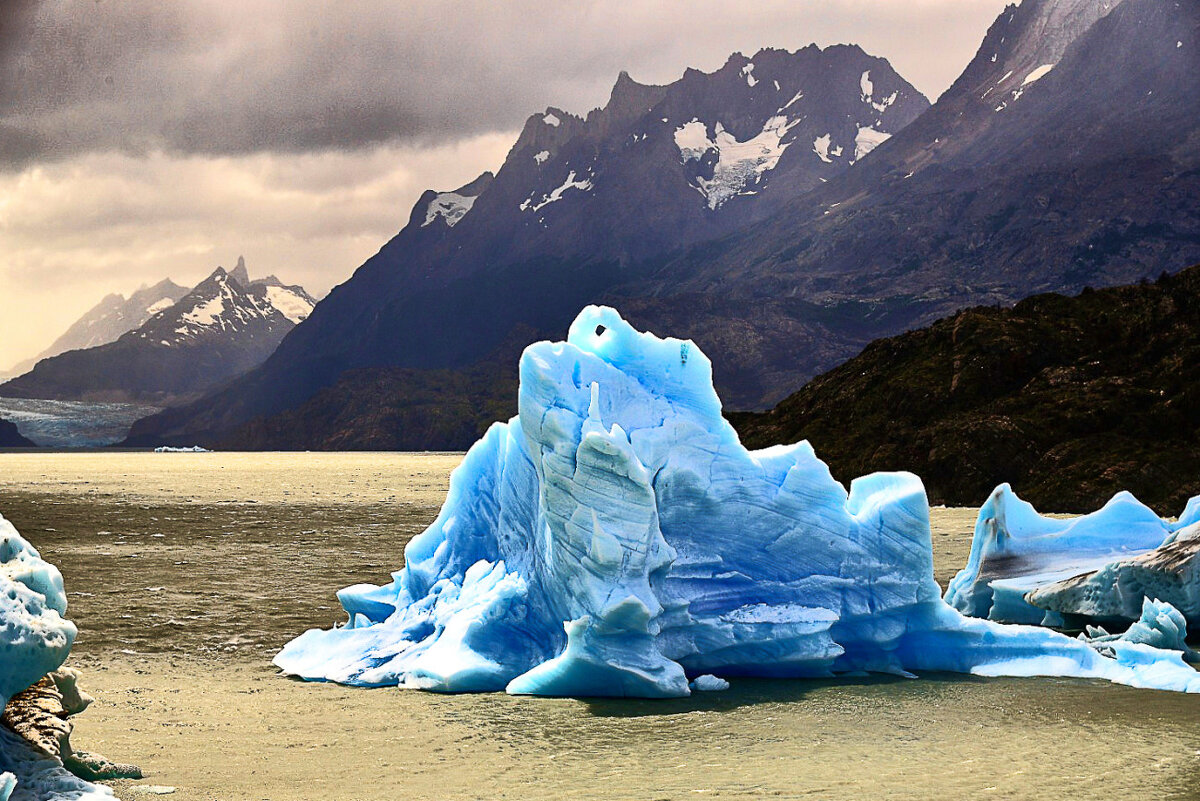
[673, 116, 801, 209]
[860, 71, 874, 100]
[534, 150, 550, 164]
[520, 170, 593, 213]
[181, 295, 225, 327]
[853, 126, 891, 161]
[742, 63, 758, 87]
[422, 192, 477, 228]
[999, 70, 1014, 83]
[145, 297, 175, 316]
[543, 113, 560, 127]
[1022, 64, 1055, 85]
[264, 286, 314, 324]
[813, 134, 840, 164]
[773, 80, 780, 91]
[783, 91, 804, 110]
[1178, 41, 1183, 49]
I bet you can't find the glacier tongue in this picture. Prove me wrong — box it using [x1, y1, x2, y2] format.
[275, 307, 1200, 698]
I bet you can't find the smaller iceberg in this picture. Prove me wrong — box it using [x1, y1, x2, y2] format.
[1081, 598, 1196, 660]
[944, 484, 1192, 626]
[153, 445, 210, 453]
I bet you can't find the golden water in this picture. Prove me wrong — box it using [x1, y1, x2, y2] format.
[1, 452, 1197, 800]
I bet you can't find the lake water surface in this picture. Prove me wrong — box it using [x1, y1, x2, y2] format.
[1, 452, 1197, 800]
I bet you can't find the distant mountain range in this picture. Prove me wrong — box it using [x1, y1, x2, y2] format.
[0, 258, 315, 406]
[131, 0, 1200, 451]
[732, 262, 1200, 515]
[4, 278, 189, 378]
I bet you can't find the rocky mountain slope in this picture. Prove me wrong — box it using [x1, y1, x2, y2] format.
[0, 260, 315, 406]
[5, 278, 189, 377]
[133, 0, 1199, 450]
[122, 44, 930, 448]
[731, 264, 1200, 515]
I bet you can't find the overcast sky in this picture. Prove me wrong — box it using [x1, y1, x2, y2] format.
[0, 0, 1011, 368]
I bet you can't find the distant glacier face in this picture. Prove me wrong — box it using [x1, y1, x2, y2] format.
[276, 307, 1200, 697]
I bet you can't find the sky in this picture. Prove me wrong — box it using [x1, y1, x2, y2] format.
[0, 0, 1012, 369]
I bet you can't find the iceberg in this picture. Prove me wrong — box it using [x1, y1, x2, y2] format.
[276, 307, 1200, 697]
[946, 484, 1200, 628]
[0, 514, 117, 800]
[1081, 598, 1196, 659]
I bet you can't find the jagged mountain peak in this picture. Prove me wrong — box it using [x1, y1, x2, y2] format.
[229, 256, 250, 288]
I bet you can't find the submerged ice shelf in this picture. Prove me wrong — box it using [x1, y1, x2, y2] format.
[276, 307, 1200, 698]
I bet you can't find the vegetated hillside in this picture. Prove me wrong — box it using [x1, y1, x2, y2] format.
[730, 264, 1200, 515]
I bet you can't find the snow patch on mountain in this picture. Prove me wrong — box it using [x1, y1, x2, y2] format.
[422, 192, 477, 228]
[1022, 63, 1056, 85]
[742, 62, 758, 87]
[520, 170, 594, 213]
[144, 298, 176, 316]
[534, 150, 550, 164]
[674, 115, 801, 209]
[543, 113, 561, 127]
[813, 134, 842, 164]
[854, 126, 891, 161]
[264, 286, 314, 324]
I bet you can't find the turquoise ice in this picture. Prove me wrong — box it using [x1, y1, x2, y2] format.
[276, 307, 1200, 697]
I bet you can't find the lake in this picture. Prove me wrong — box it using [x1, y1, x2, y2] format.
[1, 452, 1197, 800]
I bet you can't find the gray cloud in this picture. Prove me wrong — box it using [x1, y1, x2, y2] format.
[1, 0, 1011, 168]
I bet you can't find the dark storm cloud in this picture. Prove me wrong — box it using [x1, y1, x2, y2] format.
[0, 0, 1010, 169]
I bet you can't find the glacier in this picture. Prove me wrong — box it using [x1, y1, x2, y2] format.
[0, 514, 115, 801]
[946, 484, 1199, 627]
[276, 307, 1200, 697]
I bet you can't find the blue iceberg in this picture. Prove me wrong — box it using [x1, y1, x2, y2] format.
[276, 307, 1200, 697]
[0, 515, 115, 801]
[946, 484, 1200, 627]
[1081, 598, 1196, 659]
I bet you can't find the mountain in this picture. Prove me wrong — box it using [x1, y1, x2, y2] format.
[5, 278, 189, 377]
[731, 264, 1200, 515]
[0, 262, 315, 406]
[0, 419, 35, 448]
[132, 0, 1200, 451]
[615, 0, 1200, 395]
[123, 44, 931, 448]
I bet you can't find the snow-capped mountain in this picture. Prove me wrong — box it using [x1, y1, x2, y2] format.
[0, 259, 315, 405]
[130, 0, 1200, 451]
[124, 45, 930, 447]
[4, 278, 189, 377]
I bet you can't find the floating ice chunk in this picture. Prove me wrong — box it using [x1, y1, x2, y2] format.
[153, 445, 210, 453]
[276, 308, 1200, 698]
[690, 674, 730, 692]
[944, 484, 1174, 624]
[1082, 598, 1196, 659]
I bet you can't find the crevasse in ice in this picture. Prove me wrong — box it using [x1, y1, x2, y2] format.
[0, 514, 114, 801]
[275, 307, 1200, 697]
[946, 484, 1199, 627]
